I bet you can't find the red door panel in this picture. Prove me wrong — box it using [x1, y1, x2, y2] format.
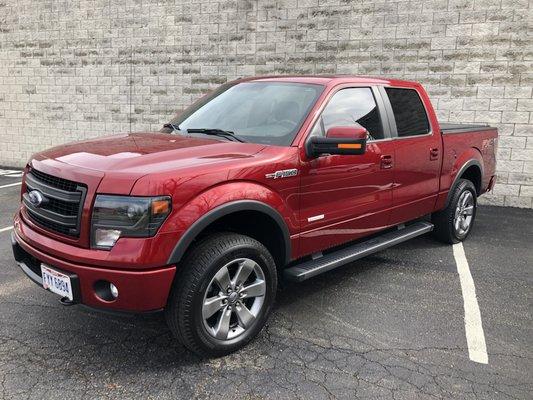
[298, 140, 395, 256]
[390, 134, 442, 224]
[381, 86, 443, 225]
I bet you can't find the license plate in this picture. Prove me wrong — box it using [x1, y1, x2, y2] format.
[41, 264, 73, 301]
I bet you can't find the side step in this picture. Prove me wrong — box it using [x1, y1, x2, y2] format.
[284, 221, 434, 282]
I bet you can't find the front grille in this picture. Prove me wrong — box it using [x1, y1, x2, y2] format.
[23, 168, 86, 237]
[29, 168, 78, 192]
[46, 197, 79, 216]
[28, 213, 74, 236]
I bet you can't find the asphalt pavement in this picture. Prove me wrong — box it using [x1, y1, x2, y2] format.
[0, 172, 531, 399]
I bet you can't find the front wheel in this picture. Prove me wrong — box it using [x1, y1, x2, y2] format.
[432, 178, 477, 244]
[165, 233, 277, 357]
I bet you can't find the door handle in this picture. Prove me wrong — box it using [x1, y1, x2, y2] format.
[380, 155, 393, 169]
[430, 148, 439, 160]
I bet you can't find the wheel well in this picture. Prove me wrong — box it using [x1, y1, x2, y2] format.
[460, 164, 482, 195]
[193, 210, 287, 268]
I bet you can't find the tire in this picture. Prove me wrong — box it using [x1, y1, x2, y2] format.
[432, 178, 477, 244]
[165, 232, 277, 357]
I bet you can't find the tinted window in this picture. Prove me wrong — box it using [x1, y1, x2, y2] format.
[167, 82, 324, 146]
[385, 88, 430, 137]
[310, 88, 384, 140]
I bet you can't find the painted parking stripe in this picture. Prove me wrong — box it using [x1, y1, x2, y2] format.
[0, 169, 20, 175]
[0, 226, 13, 233]
[453, 242, 488, 364]
[0, 182, 21, 189]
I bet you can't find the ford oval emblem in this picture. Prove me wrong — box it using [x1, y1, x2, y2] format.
[28, 190, 45, 207]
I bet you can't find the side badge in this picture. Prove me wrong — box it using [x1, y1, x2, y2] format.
[265, 169, 299, 179]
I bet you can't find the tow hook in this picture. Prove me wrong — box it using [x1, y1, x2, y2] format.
[59, 297, 76, 306]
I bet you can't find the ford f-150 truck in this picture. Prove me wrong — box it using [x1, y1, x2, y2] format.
[12, 76, 497, 356]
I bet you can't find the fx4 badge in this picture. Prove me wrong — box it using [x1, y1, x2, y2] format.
[265, 169, 298, 179]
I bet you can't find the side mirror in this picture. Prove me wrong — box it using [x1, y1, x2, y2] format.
[306, 126, 368, 158]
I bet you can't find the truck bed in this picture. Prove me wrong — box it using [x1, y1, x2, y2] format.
[440, 123, 497, 134]
[439, 123, 498, 202]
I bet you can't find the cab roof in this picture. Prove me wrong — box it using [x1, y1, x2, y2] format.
[242, 75, 420, 87]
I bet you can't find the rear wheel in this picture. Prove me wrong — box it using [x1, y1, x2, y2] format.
[432, 178, 477, 244]
[165, 233, 277, 357]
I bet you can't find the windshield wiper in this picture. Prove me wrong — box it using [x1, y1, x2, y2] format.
[186, 128, 246, 143]
[163, 122, 181, 132]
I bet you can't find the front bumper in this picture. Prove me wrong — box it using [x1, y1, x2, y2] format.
[12, 229, 176, 313]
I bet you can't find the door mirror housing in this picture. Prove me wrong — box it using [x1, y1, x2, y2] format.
[306, 126, 368, 158]
[326, 126, 368, 140]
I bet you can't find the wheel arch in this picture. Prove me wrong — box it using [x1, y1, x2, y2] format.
[167, 200, 291, 268]
[445, 159, 483, 207]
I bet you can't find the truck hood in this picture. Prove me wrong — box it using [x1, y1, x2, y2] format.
[34, 132, 267, 175]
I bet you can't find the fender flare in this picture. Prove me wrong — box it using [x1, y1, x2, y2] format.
[445, 159, 483, 207]
[167, 200, 291, 266]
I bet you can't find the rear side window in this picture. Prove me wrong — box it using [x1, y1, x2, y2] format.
[385, 88, 430, 137]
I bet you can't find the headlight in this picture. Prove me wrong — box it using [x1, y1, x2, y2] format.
[91, 195, 171, 249]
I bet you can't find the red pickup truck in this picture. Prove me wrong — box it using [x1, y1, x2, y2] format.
[12, 76, 497, 356]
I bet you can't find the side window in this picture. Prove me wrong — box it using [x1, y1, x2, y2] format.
[310, 88, 384, 140]
[385, 88, 430, 137]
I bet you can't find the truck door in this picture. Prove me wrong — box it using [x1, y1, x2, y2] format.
[379, 86, 442, 224]
[298, 86, 395, 256]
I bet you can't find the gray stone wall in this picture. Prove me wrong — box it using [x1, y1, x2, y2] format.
[0, 0, 531, 207]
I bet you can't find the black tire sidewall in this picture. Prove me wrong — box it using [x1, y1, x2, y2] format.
[449, 180, 477, 243]
[184, 238, 277, 355]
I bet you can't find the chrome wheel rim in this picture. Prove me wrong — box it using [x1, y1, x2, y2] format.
[202, 258, 266, 341]
[454, 191, 475, 236]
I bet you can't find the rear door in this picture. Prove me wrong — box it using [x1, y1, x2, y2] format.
[298, 86, 395, 256]
[379, 86, 442, 224]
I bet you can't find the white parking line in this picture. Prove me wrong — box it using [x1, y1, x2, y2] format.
[0, 226, 13, 233]
[453, 242, 488, 364]
[0, 182, 21, 189]
[0, 169, 20, 175]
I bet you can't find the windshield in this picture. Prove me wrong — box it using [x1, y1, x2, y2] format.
[165, 81, 324, 146]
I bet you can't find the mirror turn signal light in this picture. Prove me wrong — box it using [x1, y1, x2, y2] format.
[337, 143, 362, 149]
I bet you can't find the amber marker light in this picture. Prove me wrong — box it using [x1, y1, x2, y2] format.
[338, 143, 362, 149]
[152, 199, 171, 215]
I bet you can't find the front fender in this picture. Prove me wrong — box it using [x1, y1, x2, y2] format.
[162, 181, 298, 264]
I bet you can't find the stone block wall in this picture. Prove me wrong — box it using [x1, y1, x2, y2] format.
[0, 0, 531, 206]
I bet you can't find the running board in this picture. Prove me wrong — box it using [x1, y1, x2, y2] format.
[284, 221, 434, 282]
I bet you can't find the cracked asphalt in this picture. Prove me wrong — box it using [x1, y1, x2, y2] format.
[0, 173, 532, 399]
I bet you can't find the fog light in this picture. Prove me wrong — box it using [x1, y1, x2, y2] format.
[94, 280, 119, 301]
[109, 283, 119, 299]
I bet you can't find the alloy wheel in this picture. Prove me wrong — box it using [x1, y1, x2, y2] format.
[454, 191, 475, 236]
[202, 258, 266, 340]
